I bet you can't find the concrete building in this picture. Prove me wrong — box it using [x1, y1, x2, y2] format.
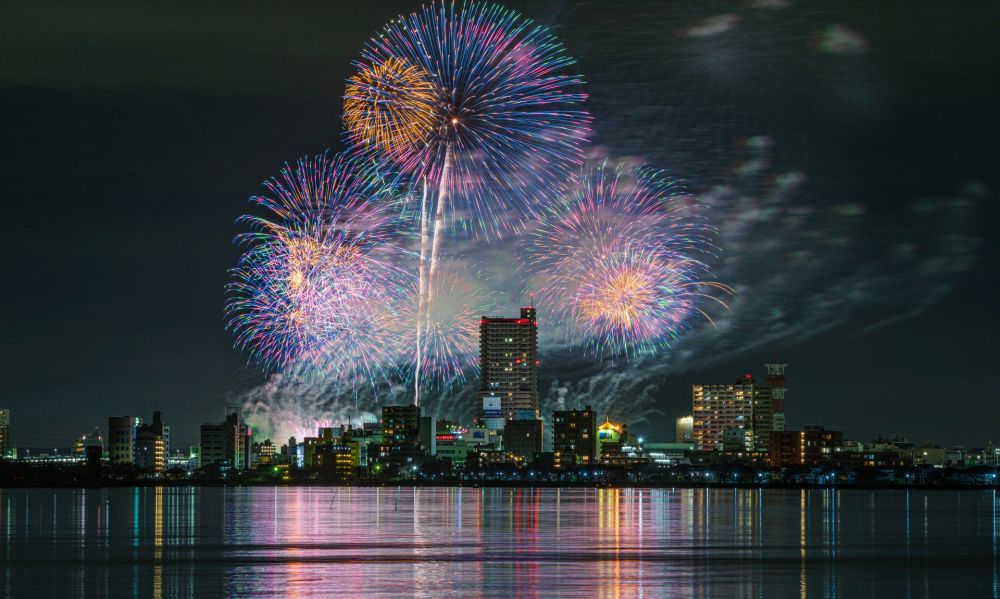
[313, 443, 355, 480]
[502, 418, 543, 462]
[199, 412, 250, 470]
[478, 306, 539, 420]
[435, 436, 478, 467]
[379, 404, 428, 464]
[252, 440, 277, 466]
[769, 426, 844, 466]
[553, 405, 597, 465]
[692, 370, 780, 452]
[135, 411, 169, 473]
[108, 416, 142, 465]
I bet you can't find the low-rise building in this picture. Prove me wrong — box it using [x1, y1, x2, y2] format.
[770, 426, 844, 467]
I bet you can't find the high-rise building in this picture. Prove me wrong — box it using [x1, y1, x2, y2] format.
[0, 409, 10, 457]
[692, 368, 781, 452]
[692, 377, 752, 451]
[135, 411, 169, 473]
[199, 411, 249, 470]
[478, 306, 539, 420]
[108, 416, 142, 465]
[553, 405, 597, 465]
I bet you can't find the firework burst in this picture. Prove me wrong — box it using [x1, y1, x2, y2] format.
[344, 56, 438, 164]
[225, 152, 412, 379]
[345, 1, 590, 403]
[524, 162, 731, 358]
[344, 1, 591, 235]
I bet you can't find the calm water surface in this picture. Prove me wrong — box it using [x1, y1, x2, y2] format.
[1, 487, 998, 597]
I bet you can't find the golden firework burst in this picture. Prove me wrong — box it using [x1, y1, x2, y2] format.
[343, 56, 438, 159]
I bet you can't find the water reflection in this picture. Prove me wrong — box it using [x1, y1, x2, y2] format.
[0, 488, 998, 597]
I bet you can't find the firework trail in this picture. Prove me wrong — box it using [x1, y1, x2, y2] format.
[225, 151, 413, 385]
[344, 0, 591, 403]
[392, 263, 501, 389]
[524, 162, 730, 359]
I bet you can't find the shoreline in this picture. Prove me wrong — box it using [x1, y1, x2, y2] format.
[2, 481, 998, 491]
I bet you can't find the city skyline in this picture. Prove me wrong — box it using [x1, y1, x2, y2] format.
[3, 1, 997, 452]
[4, 3, 998, 598]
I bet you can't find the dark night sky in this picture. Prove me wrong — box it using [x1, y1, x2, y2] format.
[3, 1, 998, 450]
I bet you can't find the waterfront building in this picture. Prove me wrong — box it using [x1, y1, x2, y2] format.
[597, 419, 628, 464]
[252, 440, 277, 466]
[553, 405, 597, 464]
[643, 442, 696, 466]
[899, 443, 946, 466]
[135, 411, 169, 473]
[342, 424, 381, 467]
[692, 369, 780, 452]
[769, 425, 844, 466]
[503, 417, 543, 462]
[199, 411, 250, 470]
[313, 443, 355, 480]
[166, 448, 199, 471]
[108, 416, 142, 465]
[470, 448, 525, 469]
[435, 436, 477, 467]
[478, 306, 539, 421]
[379, 404, 428, 464]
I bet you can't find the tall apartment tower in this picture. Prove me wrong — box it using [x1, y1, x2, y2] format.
[692, 376, 752, 451]
[692, 374, 774, 452]
[478, 306, 539, 419]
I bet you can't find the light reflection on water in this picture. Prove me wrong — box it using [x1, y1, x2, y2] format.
[0, 487, 998, 598]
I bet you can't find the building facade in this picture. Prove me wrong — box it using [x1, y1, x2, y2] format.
[379, 404, 428, 464]
[553, 405, 597, 464]
[769, 426, 844, 466]
[108, 416, 142, 465]
[692, 369, 784, 452]
[199, 412, 249, 470]
[502, 418, 543, 462]
[135, 411, 169, 473]
[597, 419, 629, 465]
[478, 306, 539, 420]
